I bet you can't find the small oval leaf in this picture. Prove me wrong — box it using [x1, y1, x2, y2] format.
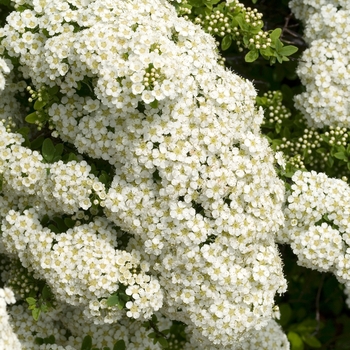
[81, 335, 92, 350]
[157, 337, 169, 348]
[32, 308, 41, 321]
[270, 28, 282, 44]
[302, 334, 322, 348]
[106, 294, 120, 307]
[278, 45, 298, 56]
[42, 138, 55, 163]
[221, 34, 232, 51]
[245, 49, 259, 63]
[113, 340, 126, 350]
[288, 331, 304, 350]
[25, 112, 39, 124]
[34, 99, 47, 111]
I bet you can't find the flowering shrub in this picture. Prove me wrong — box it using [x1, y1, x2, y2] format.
[290, 0, 350, 127]
[0, 0, 292, 348]
[2, 0, 350, 348]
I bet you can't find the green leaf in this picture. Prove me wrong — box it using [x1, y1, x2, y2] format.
[55, 143, 64, 156]
[42, 285, 51, 299]
[45, 335, 56, 345]
[31, 135, 45, 150]
[118, 292, 129, 302]
[53, 216, 68, 232]
[148, 332, 156, 339]
[25, 111, 39, 124]
[99, 172, 109, 185]
[81, 335, 92, 350]
[288, 331, 304, 350]
[275, 39, 283, 52]
[245, 49, 259, 63]
[64, 218, 76, 228]
[113, 340, 126, 350]
[302, 334, 322, 348]
[187, 0, 202, 6]
[62, 152, 79, 162]
[294, 319, 319, 333]
[106, 294, 120, 307]
[48, 224, 60, 233]
[276, 53, 284, 64]
[35, 337, 44, 345]
[256, 96, 267, 106]
[41, 214, 50, 226]
[278, 303, 292, 327]
[334, 152, 347, 160]
[26, 297, 37, 306]
[149, 99, 159, 108]
[221, 34, 232, 51]
[275, 122, 282, 134]
[32, 307, 41, 321]
[320, 134, 329, 143]
[42, 138, 55, 163]
[259, 46, 273, 58]
[234, 14, 245, 30]
[157, 337, 169, 348]
[203, 1, 213, 9]
[208, 0, 221, 5]
[269, 56, 277, 65]
[270, 28, 282, 44]
[278, 45, 298, 56]
[34, 99, 47, 111]
[47, 85, 59, 95]
[316, 147, 327, 154]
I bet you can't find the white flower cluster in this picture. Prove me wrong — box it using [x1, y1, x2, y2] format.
[290, 0, 350, 127]
[0, 0, 288, 347]
[0, 123, 105, 215]
[7, 302, 288, 350]
[237, 319, 289, 349]
[9, 303, 86, 349]
[278, 170, 350, 288]
[1, 210, 163, 323]
[0, 287, 22, 350]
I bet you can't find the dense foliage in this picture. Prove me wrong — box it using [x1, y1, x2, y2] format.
[1, 0, 350, 349]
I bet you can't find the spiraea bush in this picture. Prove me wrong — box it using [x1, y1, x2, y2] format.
[1, 0, 350, 349]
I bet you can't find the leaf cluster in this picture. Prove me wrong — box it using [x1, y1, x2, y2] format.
[171, 0, 297, 64]
[106, 285, 131, 311]
[26, 284, 56, 321]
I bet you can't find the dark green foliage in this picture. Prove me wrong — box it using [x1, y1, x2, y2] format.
[277, 245, 350, 349]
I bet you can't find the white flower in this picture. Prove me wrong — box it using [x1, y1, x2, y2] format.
[275, 151, 286, 169]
